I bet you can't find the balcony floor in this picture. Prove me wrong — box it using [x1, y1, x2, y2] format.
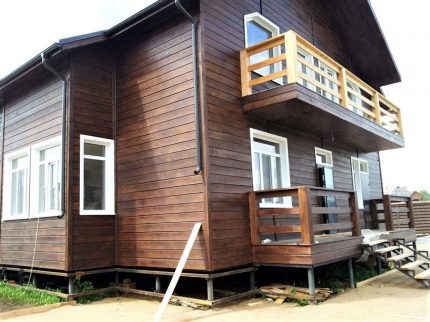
[253, 234, 363, 267]
[242, 84, 404, 152]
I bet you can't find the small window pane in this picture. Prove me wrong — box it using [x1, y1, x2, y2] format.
[11, 172, 17, 215]
[253, 152, 261, 191]
[253, 138, 280, 154]
[84, 158, 105, 210]
[316, 153, 326, 164]
[16, 156, 28, 169]
[18, 170, 26, 214]
[360, 162, 369, 173]
[262, 155, 272, 190]
[12, 159, 18, 170]
[40, 150, 45, 162]
[247, 20, 271, 46]
[84, 143, 105, 157]
[44, 145, 61, 161]
[48, 163, 56, 211]
[39, 164, 46, 212]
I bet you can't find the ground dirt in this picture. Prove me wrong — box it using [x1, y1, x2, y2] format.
[2, 239, 430, 322]
[0, 302, 32, 314]
[1, 270, 429, 322]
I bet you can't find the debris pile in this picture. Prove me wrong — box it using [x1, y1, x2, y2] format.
[259, 284, 332, 303]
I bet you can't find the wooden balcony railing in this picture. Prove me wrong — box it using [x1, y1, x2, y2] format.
[240, 30, 403, 138]
[248, 186, 361, 245]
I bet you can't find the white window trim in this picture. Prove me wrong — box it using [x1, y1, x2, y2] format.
[244, 12, 283, 85]
[2, 147, 31, 221]
[250, 128, 291, 208]
[315, 147, 333, 168]
[80, 135, 115, 216]
[30, 136, 62, 219]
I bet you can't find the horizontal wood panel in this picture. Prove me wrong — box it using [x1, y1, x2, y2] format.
[70, 44, 115, 270]
[115, 16, 207, 271]
[0, 218, 66, 270]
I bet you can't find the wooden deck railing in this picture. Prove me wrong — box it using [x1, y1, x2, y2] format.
[240, 30, 403, 137]
[248, 186, 361, 245]
[370, 195, 415, 231]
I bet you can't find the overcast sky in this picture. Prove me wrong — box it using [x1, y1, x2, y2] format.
[0, 0, 428, 192]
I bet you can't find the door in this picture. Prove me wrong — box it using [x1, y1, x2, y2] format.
[351, 157, 370, 209]
[315, 148, 336, 233]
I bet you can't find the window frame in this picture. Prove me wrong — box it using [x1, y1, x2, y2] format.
[244, 12, 283, 85]
[250, 128, 291, 208]
[315, 147, 333, 168]
[2, 147, 31, 221]
[30, 136, 62, 218]
[80, 135, 115, 216]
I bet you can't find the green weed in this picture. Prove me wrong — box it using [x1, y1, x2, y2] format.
[0, 281, 61, 306]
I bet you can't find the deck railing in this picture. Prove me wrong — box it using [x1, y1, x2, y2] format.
[370, 195, 415, 231]
[248, 186, 361, 245]
[240, 30, 403, 137]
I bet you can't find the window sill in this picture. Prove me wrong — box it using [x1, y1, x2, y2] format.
[1, 215, 29, 222]
[30, 212, 62, 219]
[79, 212, 116, 216]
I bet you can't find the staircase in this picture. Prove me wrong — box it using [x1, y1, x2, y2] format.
[363, 238, 430, 288]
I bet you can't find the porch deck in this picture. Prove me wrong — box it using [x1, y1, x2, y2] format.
[249, 186, 362, 267]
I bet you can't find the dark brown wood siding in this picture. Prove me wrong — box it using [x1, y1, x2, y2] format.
[70, 45, 115, 270]
[0, 76, 66, 270]
[114, 15, 208, 271]
[200, 0, 383, 270]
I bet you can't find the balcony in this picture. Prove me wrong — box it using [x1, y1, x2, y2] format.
[240, 31, 404, 152]
[249, 186, 362, 266]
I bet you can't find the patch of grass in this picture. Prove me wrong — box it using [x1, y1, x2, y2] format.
[73, 277, 111, 304]
[0, 281, 62, 306]
[354, 264, 387, 283]
[286, 297, 310, 306]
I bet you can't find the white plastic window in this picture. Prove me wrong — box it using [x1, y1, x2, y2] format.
[250, 129, 291, 207]
[315, 147, 333, 167]
[31, 136, 62, 218]
[3, 148, 30, 220]
[80, 135, 115, 215]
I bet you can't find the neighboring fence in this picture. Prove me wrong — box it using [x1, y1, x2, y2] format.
[412, 201, 430, 235]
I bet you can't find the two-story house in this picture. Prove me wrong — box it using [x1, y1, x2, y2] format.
[0, 0, 417, 303]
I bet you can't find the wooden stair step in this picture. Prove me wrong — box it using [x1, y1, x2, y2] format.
[363, 239, 388, 246]
[415, 268, 430, 280]
[400, 260, 426, 271]
[387, 253, 412, 262]
[373, 246, 400, 254]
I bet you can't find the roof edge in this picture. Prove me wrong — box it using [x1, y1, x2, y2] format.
[0, 0, 178, 92]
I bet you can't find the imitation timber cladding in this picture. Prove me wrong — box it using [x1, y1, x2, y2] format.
[0, 74, 66, 270]
[200, 0, 383, 270]
[114, 14, 207, 270]
[70, 45, 115, 270]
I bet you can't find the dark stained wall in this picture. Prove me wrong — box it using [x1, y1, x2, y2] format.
[0, 75, 66, 270]
[70, 45, 116, 270]
[200, 0, 383, 270]
[114, 15, 208, 271]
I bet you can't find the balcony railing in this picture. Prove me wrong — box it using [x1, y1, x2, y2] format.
[240, 31, 403, 138]
[248, 186, 361, 245]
